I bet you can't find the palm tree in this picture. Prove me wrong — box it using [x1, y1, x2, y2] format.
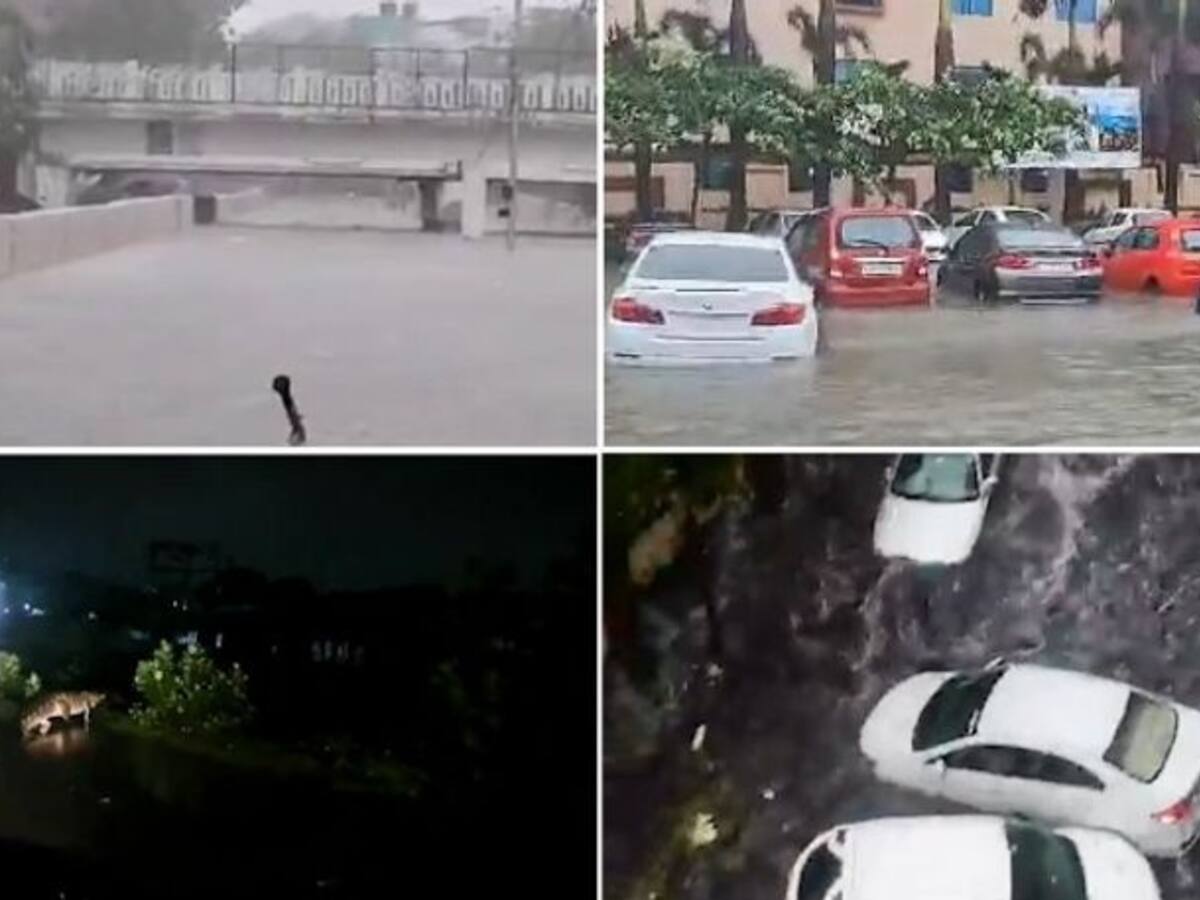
[725, 0, 752, 230]
[787, 1, 842, 206]
[1100, 0, 1199, 213]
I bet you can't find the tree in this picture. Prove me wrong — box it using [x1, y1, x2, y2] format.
[36, 0, 246, 64]
[725, 0, 752, 231]
[0, 6, 36, 210]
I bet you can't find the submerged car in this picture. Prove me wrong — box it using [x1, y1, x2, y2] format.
[786, 815, 1159, 900]
[938, 223, 1102, 304]
[787, 207, 931, 308]
[873, 454, 1000, 565]
[911, 211, 949, 263]
[607, 231, 818, 365]
[860, 662, 1200, 857]
[1102, 218, 1200, 297]
[1083, 208, 1171, 248]
[945, 206, 1051, 250]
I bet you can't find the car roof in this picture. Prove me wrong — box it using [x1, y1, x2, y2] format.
[975, 664, 1130, 759]
[648, 230, 787, 249]
[828, 206, 917, 220]
[846, 817, 1010, 900]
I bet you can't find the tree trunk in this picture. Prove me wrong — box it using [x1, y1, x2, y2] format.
[0, 149, 18, 203]
[812, 0, 836, 208]
[635, 143, 653, 220]
[1167, 41, 1189, 215]
[933, 165, 951, 224]
[691, 135, 710, 225]
[725, 0, 751, 231]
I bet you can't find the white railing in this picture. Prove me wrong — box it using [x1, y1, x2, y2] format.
[30, 58, 597, 114]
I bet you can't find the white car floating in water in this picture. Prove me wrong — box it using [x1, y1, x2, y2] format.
[785, 815, 1159, 900]
[860, 662, 1200, 857]
[872, 453, 1000, 565]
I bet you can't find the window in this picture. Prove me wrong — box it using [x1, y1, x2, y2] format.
[952, 211, 979, 228]
[950, 66, 991, 86]
[1039, 755, 1105, 790]
[834, 59, 866, 83]
[635, 244, 791, 283]
[954, 228, 988, 262]
[912, 668, 1006, 750]
[941, 745, 1025, 776]
[838, 215, 919, 250]
[891, 454, 981, 503]
[795, 841, 842, 900]
[702, 154, 734, 191]
[953, 0, 994, 15]
[146, 120, 174, 156]
[1104, 691, 1179, 782]
[1132, 228, 1161, 251]
[1181, 230, 1200, 252]
[1006, 820, 1088, 900]
[789, 154, 814, 192]
[1114, 228, 1139, 251]
[1055, 0, 1097, 24]
[837, 0, 882, 8]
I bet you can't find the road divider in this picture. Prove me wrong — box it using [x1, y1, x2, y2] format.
[0, 195, 193, 280]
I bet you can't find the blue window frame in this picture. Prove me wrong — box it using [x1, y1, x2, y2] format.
[1056, 0, 1097, 23]
[953, 0, 994, 15]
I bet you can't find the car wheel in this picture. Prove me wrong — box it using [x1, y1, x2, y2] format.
[1144, 278, 1161, 296]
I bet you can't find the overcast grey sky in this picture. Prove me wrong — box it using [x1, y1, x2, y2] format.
[229, 0, 577, 32]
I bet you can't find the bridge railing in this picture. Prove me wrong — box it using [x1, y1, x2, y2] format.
[29, 45, 597, 115]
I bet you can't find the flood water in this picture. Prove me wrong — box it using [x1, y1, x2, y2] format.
[604, 455, 1200, 900]
[0, 720, 416, 898]
[605, 266, 1200, 444]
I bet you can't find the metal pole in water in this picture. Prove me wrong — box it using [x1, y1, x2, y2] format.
[506, 0, 523, 251]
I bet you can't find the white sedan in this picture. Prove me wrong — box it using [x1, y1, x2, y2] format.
[911, 211, 949, 263]
[786, 815, 1159, 900]
[1083, 208, 1171, 248]
[607, 232, 818, 365]
[873, 454, 1000, 565]
[859, 662, 1200, 857]
[945, 206, 1051, 250]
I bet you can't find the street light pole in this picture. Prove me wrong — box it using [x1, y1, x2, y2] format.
[507, 0, 523, 251]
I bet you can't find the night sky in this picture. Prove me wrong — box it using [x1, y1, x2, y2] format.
[0, 456, 594, 589]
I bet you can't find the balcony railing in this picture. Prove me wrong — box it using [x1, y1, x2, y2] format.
[30, 45, 597, 115]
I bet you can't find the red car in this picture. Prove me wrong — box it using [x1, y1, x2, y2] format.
[786, 207, 931, 307]
[1102, 218, 1200, 297]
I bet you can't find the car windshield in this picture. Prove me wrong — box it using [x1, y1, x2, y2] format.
[634, 245, 790, 283]
[795, 841, 842, 900]
[1134, 211, 1170, 225]
[1006, 821, 1088, 900]
[890, 454, 980, 503]
[996, 229, 1084, 251]
[1005, 210, 1049, 226]
[837, 216, 917, 250]
[1181, 231, 1200, 253]
[913, 214, 939, 232]
[912, 668, 1005, 750]
[1103, 691, 1179, 782]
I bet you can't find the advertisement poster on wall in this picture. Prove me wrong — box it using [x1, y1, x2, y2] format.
[1008, 85, 1142, 170]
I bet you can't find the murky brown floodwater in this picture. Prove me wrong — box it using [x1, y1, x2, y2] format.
[606, 268, 1200, 445]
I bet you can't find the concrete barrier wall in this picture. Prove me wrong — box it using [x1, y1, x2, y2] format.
[0, 195, 191, 280]
[213, 188, 268, 222]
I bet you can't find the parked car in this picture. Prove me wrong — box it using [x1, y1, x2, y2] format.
[860, 661, 1200, 857]
[786, 815, 1159, 900]
[945, 206, 1051, 250]
[938, 222, 1102, 304]
[749, 208, 813, 240]
[786, 207, 931, 308]
[1101, 218, 1200, 297]
[873, 453, 1000, 565]
[911, 210, 949, 263]
[74, 173, 190, 207]
[620, 218, 694, 263]
[607, 231, 818, 364]
[1082, 208, 1171, 248]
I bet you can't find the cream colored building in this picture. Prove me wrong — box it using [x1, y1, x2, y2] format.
[604, 1, 1181, 223]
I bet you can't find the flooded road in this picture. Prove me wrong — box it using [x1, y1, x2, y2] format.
[605, 263, 1200, 444]
[0, 720, 415, 898]
[604, 455, 1200, 900]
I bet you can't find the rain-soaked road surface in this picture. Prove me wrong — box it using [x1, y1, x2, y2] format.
[604, 455, 1200, 900]
[605, 268, 1200, 445]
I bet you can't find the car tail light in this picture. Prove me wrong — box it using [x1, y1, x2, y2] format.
[995, 254, 1033, 270]
[915, 257, 929, 278]
[1076, 255, 1102, 271]
[828, 255, 855, 280]
[611, 296, 664, 325]
[1152, 798, 1193, 825]
[751, 303, 807, 326]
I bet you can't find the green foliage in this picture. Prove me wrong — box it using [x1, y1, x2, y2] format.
[0, 651, 40, 702]
[132, 641, 252, 735]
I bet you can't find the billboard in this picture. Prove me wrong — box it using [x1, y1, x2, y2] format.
[1008, 85, 1142, 170]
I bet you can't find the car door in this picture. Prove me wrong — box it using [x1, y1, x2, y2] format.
[790, 214, 826, 286]
[1127, 226, 1162, 292]
[945, 228, 987, 294]
[1105, 227, 1142, 291]
[927, 744, 1029, 813]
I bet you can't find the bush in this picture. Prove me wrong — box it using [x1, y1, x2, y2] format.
[132, 642, 252, 736]
[0, 651, 40, 702]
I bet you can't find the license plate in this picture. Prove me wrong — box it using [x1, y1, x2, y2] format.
[861, 262, 902, 276]
[1037, 262, 1075, 273]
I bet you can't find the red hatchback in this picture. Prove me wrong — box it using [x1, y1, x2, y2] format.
[786, 207, 931, 307]
[1102, 218, 1200, 297]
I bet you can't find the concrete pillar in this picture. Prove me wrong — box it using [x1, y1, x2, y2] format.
[461, 163, 487, 239]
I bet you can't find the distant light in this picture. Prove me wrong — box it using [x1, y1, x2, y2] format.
[29, 607, 45, 617]
[87, 611, 98, 621]
[22, 603, 29, 613]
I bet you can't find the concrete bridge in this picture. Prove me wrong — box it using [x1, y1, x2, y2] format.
[21, 46, 597, 237]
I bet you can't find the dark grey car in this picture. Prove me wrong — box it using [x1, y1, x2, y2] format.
[937, 223, 1102, 304]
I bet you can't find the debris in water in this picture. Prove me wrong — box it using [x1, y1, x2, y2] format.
[705, 662, 724, 683]
[271, 374, 308, 447]
[762, 787, 776, 801]
[688, 812, 718, 848]
[691, 724, 706, 753]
